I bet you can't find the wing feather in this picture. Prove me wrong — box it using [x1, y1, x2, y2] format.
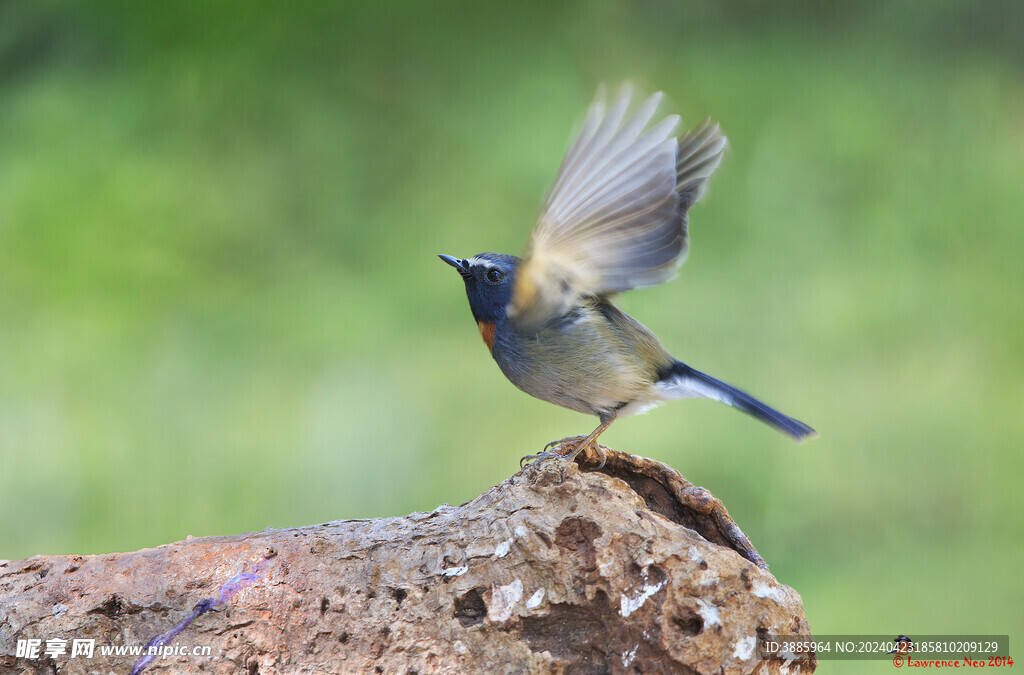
[509, 86, 727, 333]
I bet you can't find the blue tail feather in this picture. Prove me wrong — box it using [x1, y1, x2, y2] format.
[658, 361, 816, 442]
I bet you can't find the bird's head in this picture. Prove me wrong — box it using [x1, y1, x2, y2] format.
[439, 252, 520, 324]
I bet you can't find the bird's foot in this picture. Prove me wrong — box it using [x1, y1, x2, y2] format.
[543, 435, 587, 453]
[522, 435, 606, 470]
[568, 440, 606, 470]
[519, 450, 567, 468]
[521, 436, 585, 468]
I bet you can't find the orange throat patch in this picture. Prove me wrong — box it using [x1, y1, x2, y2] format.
[476, 321, 496, 353]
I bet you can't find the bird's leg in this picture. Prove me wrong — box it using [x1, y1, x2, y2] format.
[522, 418, 614, 469]
[565, 418, 614, 468]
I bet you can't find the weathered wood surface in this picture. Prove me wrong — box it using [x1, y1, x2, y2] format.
[0, 448, 814, 674]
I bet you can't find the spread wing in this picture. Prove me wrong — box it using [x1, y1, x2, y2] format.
[509, 85, 727, 333]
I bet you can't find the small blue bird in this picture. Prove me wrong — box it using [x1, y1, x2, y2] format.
[440, 86, 815, 466]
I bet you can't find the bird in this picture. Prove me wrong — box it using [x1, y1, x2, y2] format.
[439, 85, 815, 467]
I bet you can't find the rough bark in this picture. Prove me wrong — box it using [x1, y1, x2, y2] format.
[0, 447, 814, 674]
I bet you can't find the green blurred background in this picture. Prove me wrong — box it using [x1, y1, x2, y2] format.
[2, 0, 1021, 665]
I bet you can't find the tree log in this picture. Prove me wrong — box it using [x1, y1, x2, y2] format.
[0, 447, 814, 674]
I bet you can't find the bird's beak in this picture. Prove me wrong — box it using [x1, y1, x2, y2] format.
[438, 254, 470, 276]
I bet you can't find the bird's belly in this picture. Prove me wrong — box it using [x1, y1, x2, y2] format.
[492, 320, 654, 417]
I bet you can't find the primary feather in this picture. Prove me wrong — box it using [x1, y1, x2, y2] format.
[509, 85, 727, 334]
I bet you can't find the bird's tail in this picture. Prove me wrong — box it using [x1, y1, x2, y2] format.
[655, 361, 817, 442]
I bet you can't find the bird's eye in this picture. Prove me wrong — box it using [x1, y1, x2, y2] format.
[486, 268, 503, 283]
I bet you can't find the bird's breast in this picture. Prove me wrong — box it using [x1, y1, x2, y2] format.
[477, 320, 496, 353]
[488, 303, 670, 418]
